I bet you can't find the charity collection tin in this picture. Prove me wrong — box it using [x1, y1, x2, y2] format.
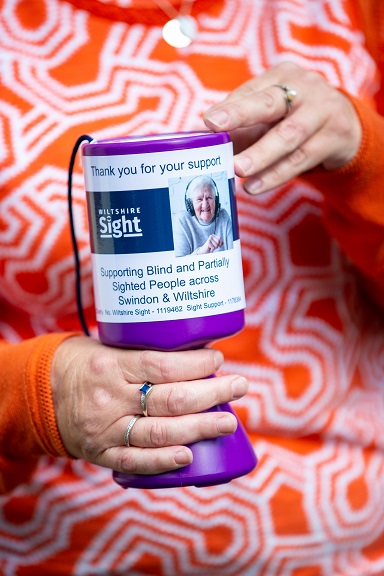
[81, 131, 257, 488]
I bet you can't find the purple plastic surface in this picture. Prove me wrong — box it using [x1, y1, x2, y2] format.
[113, 402, 257, 489]
[98, 310, 245, 351]
[82, 131, 230, 156]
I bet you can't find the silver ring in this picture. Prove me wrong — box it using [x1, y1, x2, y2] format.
[140, 382, 154, 417]
[124, 415, 142, 447]
[273, 84, 298, 115]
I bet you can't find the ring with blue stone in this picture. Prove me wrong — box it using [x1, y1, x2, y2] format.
[139, 382, 154, 417]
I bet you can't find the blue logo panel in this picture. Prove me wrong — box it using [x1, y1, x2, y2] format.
[86, 188, 174, 254]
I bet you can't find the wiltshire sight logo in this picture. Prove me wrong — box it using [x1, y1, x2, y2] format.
[88, 188, 173, 254]
[98, 208, 143, 239]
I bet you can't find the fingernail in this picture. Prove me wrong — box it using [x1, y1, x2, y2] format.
[231, 376, 248, 399]
[245, 178, 263, 194]
[216, 414, 237, 435]
[213, 350, 224, 370]
[205, 109, 229, 128]
[174, 449, 193, 466]
[235, 155, 252, 175]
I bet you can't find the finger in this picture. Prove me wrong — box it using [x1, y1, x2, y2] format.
[203, 61, 306, 130]
[119, 347, 224, 384]
[212, 234, 223, 245]
[102, 445, 195, 475]
[67, 374, 248, 462]
[205, 69, 281, 112]
[204, 84, 292, 132]
[108, 410, 238, 453]
[207, 63, 300, 106]
[213, 235, 223, 248]
[209, 239, 218, 251]
[241, 130, 338, 195]
[234, 110, 319, 179]
[229, 124, 270, 155]
[130, 375, 248, 418]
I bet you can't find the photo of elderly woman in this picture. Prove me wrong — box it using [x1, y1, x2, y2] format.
[171, 173, 234, 257]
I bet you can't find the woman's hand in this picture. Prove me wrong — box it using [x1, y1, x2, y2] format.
[51, 336, 248, 475]
[203, 62, 362, 194]
[196, 233, 224, 254]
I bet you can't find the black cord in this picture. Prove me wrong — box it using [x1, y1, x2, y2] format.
[67, 134, 93, 336]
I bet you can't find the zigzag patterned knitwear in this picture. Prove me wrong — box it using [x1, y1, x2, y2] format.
[1, 0, 384, 574]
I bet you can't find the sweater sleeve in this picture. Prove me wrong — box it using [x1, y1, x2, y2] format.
[0, 332, 79, 493]
[301, 94, 384, 308]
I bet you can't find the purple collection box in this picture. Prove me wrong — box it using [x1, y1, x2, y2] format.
[82, 131, 257, 488]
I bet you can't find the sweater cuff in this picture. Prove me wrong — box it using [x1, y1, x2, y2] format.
[27, 332, 80, 459]
[302, 94, 384, 224]
[0, 332, 82, 493]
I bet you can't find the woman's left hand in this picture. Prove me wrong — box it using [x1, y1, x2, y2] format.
[203, 62, 362, 195]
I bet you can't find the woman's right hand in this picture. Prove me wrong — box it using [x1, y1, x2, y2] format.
[203, 62, 362, 195]
[50, 336, 248, 475]
[197, 234, 224, 254]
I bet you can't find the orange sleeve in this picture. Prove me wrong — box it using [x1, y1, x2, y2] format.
[0, 332, 79, 493]
[301, 95, 384, 308]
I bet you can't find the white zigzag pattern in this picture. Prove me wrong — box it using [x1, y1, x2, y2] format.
[1, 444, 384, 575]
[247, 0, 376, 94]
[0, 167, 92, 318]
[0, 0, 86, 60]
